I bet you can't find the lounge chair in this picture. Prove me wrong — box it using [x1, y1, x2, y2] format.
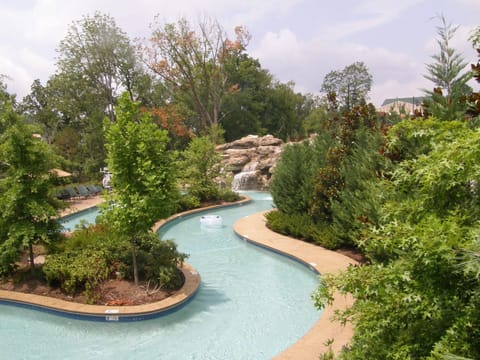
[65, 186, 80, 199]
[76, 184, 93, 197]
[86, 184, 102, 195]
[55, 189, 70, 200]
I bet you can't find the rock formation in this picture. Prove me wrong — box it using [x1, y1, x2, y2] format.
[217, 135, 284, 191]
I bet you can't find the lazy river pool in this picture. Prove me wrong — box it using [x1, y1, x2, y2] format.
[0, 192, 321, 359]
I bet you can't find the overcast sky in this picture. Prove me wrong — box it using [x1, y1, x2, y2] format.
[0, 0, 478, 106]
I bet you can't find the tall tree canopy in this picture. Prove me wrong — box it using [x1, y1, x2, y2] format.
[321, 61, 373, 111]
[24, 12, 145, 178]
[56, 11, 140, 121]
[142, 17, 250, 134]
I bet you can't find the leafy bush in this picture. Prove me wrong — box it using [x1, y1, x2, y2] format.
[179, 136, 222, 202]
[176, 193, 201, 212]
[265, 210, 341, 249]
[128, 232, 188, 289]
[43, 248, 110, 303]
[217, 189, 241, 203]
[0, 239, 20, 277]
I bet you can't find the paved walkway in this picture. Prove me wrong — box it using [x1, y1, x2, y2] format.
[234, 211, 357, 359]
[59, 195, 104, 216]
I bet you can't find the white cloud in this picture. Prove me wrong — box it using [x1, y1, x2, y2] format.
[0, 0, 476, 106]
[323, 0, 425, 40]
[252, 26, 426, 105]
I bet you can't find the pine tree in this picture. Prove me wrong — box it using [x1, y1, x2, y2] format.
[423, 16, 472, 120]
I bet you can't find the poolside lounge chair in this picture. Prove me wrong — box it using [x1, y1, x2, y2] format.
[55, 189, 70, 200]
[65, 186, 80, 199]
[76, 184, 93, 197]
[86, 184, 102, 195]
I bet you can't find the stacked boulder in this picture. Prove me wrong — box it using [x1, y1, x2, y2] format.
[216, 135, 283, 191]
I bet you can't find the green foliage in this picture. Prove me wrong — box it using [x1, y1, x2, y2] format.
[314, 117, 480, 359]
[385, 117, 469, 162]
[391, 123, 480, 222]
[0, 238, 21, 277]
[270, 140, 324, 215]
[321, 62, 373, 111]
[103, 93, 178, 231]
[423, 16, 472, 121]
[103, 93, 178, 285]
[265, 210, 340, 249]
[329, 130, 386, 244]
[262, 81, 307, 141]
[217, 188, 241, 203]
[21, 12, 144, 179]
[179, 136, 222, 202]
[43, 248, 110, 303]
[221, 54, 271, 141]
[131, 232, 188, 289]
[46, 222, 187, 297]
[269, 103, 385, 249]
[176, 193, 201, 212]
[0, 107, 62, 274]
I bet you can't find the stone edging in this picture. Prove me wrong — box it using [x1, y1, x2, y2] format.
[233, 210, 357, 359]
[0, 263, 200, 322]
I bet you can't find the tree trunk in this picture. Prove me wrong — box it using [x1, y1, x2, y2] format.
[131, 238, 139, 286]
[28, 243, 35, 274]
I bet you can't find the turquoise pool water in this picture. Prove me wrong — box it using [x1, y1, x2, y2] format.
[0, 192, 321, 359]
[59, 206, 99, 232]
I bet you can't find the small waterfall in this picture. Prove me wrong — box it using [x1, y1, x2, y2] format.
[232, 162, 258, 191]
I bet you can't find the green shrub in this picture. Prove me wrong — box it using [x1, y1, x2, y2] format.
[177, 193, 201, 212]
[43, 248, 110, 303]
[0, 239, 20, 277]
[265, 210, 342, 249]
[217, 189, 241, 202]
[269, 141, 317, 215]
[127, 232, 188, 289]
[51, 223, 129, 260]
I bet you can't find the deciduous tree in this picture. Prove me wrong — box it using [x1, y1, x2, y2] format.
[321, 62, 373, 111]
[102, 93, 177, 286]
[314, 118, 480, 359]
[142, 17, 250, 134]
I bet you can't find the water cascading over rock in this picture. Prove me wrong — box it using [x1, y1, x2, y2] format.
[217, 135, 284, 191]
[231, 162, 259, 191]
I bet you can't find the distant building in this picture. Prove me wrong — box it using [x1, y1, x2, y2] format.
[378, 97, 425, 115]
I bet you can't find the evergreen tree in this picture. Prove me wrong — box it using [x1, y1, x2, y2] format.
[423, 16, 472, 120]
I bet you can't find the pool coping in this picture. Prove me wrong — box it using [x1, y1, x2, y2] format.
[0, 263, 200, 322]
[0, 196, 252, 321]
[233, 210, 357, 359]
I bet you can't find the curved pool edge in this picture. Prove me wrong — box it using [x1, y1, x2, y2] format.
[152, 195, 252, 233]
[233, 210, 358, 360]
[0, 263, 200, 322]
[0, 195, 252, 321]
